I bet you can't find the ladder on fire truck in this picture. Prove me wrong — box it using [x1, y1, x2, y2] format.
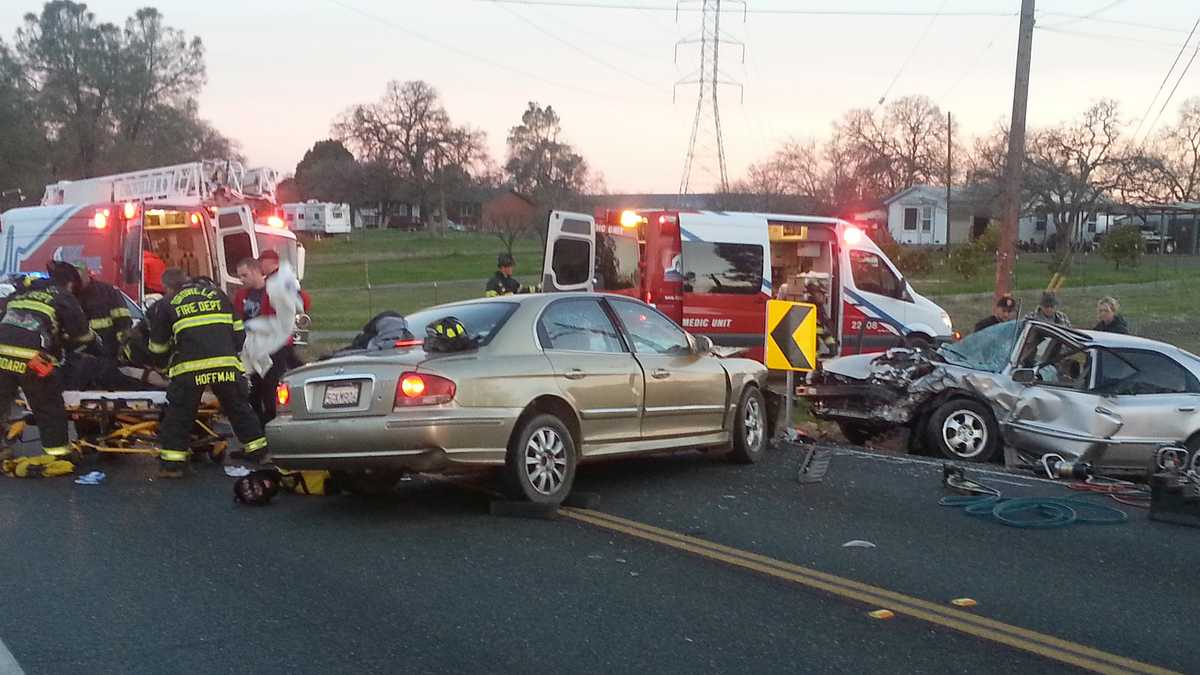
[41, 160, 278, 207]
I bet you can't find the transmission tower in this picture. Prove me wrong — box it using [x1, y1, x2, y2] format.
[675, 0, 745, 199]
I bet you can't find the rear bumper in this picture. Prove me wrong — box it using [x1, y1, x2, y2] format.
[265, 409, 518, 472]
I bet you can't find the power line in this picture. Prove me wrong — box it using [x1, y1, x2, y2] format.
[877, 0, 949, 106]
[1038, 0, 1126, 31]
[1132, 14, 1200, 143]
[943, 16, 1014, 100]
[467, 0, 1014, 17]
[1143, 22, 1200, 143]
[324, 0, 628, 102]
[487, 1, 664, 89]
[1035, 25, 1200, 54]
[1037, 11, 1195, 35]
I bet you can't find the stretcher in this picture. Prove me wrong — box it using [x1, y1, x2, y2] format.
[7, 390, 229, 463]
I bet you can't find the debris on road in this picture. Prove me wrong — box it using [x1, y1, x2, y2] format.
[224, 465, 251, 478]
[74, 470, 106, 485]
[842, 540, 876, 549]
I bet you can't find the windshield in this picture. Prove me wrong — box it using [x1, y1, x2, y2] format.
[402, 302, 518, 347]
[938, 320, 1019, 372]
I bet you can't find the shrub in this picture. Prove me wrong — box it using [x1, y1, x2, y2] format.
[947, 241, 992, 279]
[1100, 225, 1144, 269]
[895, 247, 933, 277]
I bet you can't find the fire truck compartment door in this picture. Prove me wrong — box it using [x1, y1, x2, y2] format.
[543, 210, 596, 292]
[216, 206, 258, 293]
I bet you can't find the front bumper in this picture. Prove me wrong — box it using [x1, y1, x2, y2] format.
[266, 408, 519, 472]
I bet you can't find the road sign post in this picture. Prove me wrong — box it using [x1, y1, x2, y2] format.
[765, 300, 819, 434]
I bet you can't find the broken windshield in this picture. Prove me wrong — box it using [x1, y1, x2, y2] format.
[938, 320, 1019, 372]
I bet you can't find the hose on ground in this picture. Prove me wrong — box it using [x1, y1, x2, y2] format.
[939, 493, 1129, 528]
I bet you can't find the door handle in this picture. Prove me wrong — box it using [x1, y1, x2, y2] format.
[1179, 406, 1197, 413]
[563, 369, 586, 380]
[651, 368, 671, 380]
[1095, 406, 1116, 416]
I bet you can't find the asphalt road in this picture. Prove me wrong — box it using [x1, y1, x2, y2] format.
[0, 442, 1194, 674]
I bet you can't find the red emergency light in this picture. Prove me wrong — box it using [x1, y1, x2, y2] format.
[123, 202, 138, 220]
[190, 212, 201, 225]
[266, 215, 285, 229]
[844, 226, 864, 245]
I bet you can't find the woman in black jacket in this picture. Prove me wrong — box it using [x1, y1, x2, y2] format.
[1093, 296, 1129, 334]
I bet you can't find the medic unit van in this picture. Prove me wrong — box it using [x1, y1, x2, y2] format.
[0, 160, 305, 304]
[541, 208, 954, 363]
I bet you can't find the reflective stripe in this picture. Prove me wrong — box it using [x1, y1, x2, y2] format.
[244, 437, 268, 452]
[485, 290, 499, 298]
[148, 340, 172, 354]
[110, 307, 132, 318]
[232, 320, 244, 331]
[8, 299, 56, 321]
[43, 445, 71, 457]
[89, 317, 114, 329]
[159, 449, 190, 462]
[167, 356, 244, 378]
[0, 345, 39, 360]
[173, 313, 234, 335]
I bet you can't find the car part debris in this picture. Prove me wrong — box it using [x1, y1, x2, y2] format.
[841, 540, 876, 549]
[796, 445, 833, 484]
[1040, 453, 1092, 480]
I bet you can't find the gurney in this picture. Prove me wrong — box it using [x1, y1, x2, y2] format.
[7, 388, 229, 463]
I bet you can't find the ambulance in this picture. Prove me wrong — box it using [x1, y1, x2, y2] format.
[541, 208, 954, 362]
[0, 160, 305, 304]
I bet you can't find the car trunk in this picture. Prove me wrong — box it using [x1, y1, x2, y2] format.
[283, 348, 432, 421]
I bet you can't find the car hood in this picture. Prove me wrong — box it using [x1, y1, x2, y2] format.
[819, 353, 878, 380]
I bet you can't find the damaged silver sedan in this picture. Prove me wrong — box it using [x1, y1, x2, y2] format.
[797, 320, 1200, 476]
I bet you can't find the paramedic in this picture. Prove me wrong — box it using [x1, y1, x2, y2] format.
[143, 240, 167, 296]
[0, 266, 92, 460]
[485, 253, 525, 297]
[233, 257, 297, 425]
[147, 268, 266, 478]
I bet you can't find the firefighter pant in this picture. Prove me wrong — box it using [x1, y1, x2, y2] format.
[0, 363, 70, 457]
[157, 371, 267, 463]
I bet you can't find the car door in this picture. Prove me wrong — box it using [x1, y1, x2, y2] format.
[607, 297, 728, 439]
[843, 248, 910, 351]
[542, 211, 595, 292]
[1002, 326, 1112, 459]
[1091, 348, 1200, 470]
[536, 297, 644, 447]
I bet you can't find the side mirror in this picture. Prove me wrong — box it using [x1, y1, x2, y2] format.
[691, 334, 713, 355]
[1012, 368, 1036, 384]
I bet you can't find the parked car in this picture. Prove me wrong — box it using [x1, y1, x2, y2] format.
[266, 293, 770, 503]
[797, 320, 1200, 476]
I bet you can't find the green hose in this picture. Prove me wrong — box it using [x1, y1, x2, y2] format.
[939, 494, 1129, 528]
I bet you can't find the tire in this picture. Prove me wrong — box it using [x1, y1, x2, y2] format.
[729, 387, 768, 464]
[926, 399, 999, 463]
[503, 414, 577, 504]
[905, 334, 933, 350]
[837, 422, 874, 447]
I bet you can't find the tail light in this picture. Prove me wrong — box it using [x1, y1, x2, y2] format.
[395, 372, 455, 408]
[394, 338, 423, 349]
[276, 381, 291, 410]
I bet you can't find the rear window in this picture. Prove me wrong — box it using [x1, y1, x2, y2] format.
[681, 242, 763, 294]
[403, 302, 518, 347]
[551, 239, 591, 286]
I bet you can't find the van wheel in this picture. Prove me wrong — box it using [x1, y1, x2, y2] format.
[504, 414, 577, 504]
[906, 334, 933, 350]
[729, 387, 767, 464]
[927, 399, 999, 463]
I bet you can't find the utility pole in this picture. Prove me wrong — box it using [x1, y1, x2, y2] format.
[946, 111, 952, 246]
[996, 0, 1036, 298]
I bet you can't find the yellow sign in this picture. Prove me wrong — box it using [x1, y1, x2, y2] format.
[765, 300, 817, 372]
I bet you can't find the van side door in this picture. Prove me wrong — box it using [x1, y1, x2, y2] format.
[214, 206, 259, 294]
[842, 248, 910, 353]
[542, 210, 595, 292]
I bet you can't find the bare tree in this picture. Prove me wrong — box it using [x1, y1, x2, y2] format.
[1119, 97, 1200, 205]
[1024, 99, 1126, 254]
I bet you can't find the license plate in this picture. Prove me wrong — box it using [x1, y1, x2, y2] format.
[322, 382, 361, 408]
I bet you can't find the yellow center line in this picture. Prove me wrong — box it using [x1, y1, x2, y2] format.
[561, 507, 1178, 675]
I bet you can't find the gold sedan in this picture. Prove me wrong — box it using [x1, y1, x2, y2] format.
[267, 293, 770, 503]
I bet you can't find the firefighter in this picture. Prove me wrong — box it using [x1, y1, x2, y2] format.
[147, 268, 266, 478]
[803, 279, 838, 357]
[0, 266, 92, 461]
[485, 253, 533, 297]
[68, 261, 133, 358]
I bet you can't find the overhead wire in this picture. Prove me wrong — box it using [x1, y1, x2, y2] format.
[1037, 0, 1126, 31]
[466, 0, 1014, 17]
[1037, 11, 1196, 35]
[323, 0, 634, 102]
[942, 15, 1015, 101]
[1131, 14, 1200, 144]
[877, 0, 950, 106]
[1142, 22, 1200, 144]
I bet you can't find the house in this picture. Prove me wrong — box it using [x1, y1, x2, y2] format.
[481, 190, 539, 231]
[885, 185, 990, 246]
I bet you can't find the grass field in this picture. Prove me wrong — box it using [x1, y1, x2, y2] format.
[301, 231, 1200, 353]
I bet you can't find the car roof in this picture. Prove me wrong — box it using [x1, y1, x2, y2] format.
[1024, 319, 1200, 372]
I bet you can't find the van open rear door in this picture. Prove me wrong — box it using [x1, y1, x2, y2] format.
[542, 210, 596, 292]
[215, 205, 259, 294]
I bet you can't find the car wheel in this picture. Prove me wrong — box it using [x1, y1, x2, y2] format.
[927, 399, 999, 463]
[837, 422, 874, 446]
[729, 387, 767, 464]
[504, 414, 577, 504]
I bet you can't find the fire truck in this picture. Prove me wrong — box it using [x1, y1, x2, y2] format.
[541, 208, 954, 362]
[0, 160, 305, 305]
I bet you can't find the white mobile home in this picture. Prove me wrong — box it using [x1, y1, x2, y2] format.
[283, 201, 351, 235]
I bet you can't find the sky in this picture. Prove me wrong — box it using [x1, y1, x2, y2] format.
[3, 0, 1199, 193]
